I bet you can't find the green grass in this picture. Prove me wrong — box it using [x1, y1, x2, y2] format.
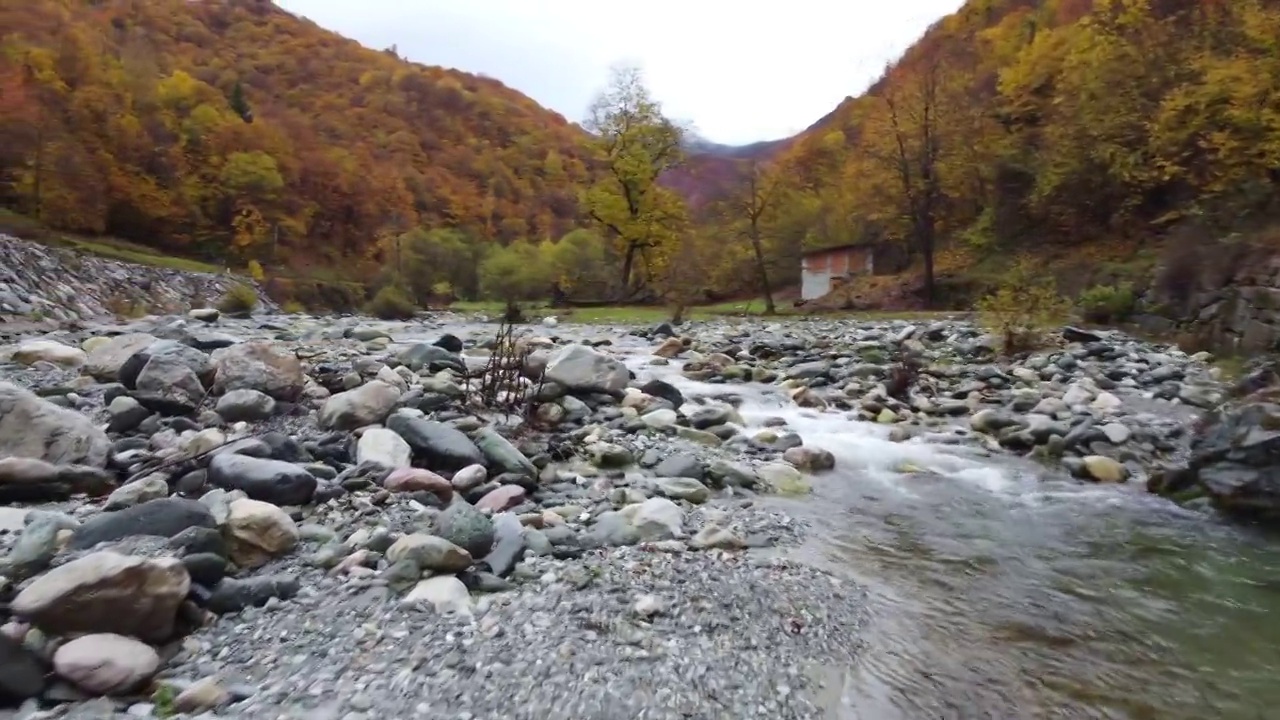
[0, 209, 223, 274]
[58, 237, 221, 274]
[447, 299, 957, 324]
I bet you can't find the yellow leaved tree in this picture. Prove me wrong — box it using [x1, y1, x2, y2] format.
[582, 63, 688, 300]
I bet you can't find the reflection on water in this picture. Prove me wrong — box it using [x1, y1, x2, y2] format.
[624, 351, 1280, 720]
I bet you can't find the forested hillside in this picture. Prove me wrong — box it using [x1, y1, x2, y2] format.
[768, 0, 1280, 304]
[3, 0, 1278, 314]
[0, 0, 596, 275]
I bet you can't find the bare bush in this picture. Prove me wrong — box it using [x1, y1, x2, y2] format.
[465, 318, 545, 421]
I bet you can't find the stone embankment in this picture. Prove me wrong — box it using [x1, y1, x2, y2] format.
[0, 234, 275, 324]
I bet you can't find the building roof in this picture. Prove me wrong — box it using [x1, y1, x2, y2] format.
[800, 242, 874, 258]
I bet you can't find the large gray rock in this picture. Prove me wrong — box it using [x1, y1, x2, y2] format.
[71, 497, 216, 550]
[473, 427, 537, 478]
[211, 341, 305, 401]
[119, 340, 214, 390]
[544, 344, 630, 395]
[0, 382, 110, 468]
[0, 456, 114, 502]
[215, 389, 277, 422]
[53, 633, 160, 696]
[385, 533, 472, 572]
[433, 501, 496, 558]
[207, 454, 317, 506]
[1159, 401, 1280, 520]
[11, 551, 190, 642]
[356, 428, 412, 469]
[84, 333, 157, 381]
[0, 635, 45, 703]
[386, 414, 483, 471]
[318, 380, 401, 430]
[12, 339, 86, 367]
[654, 477, 711, 504]
[132, 351, 207, 415]
[395, 343, 465, 373]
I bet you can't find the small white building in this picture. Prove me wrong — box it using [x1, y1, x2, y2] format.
[800, 244, 876, 301]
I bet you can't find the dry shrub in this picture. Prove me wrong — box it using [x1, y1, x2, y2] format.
[104, 292, 147, 319]
[217, 283, 260, 315]
[364, 284, 417, 319]
[466, 318, 544, 420]
[977, 255, 1072, 355]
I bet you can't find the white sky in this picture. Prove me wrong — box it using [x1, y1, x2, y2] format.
[274, 0, 965, 145]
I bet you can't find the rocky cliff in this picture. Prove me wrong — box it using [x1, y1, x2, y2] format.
[1132, 238, 1280, 356]
[0, 235, 275, 323]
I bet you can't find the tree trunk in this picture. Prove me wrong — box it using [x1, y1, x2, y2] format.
[619, 241, 638, 299]
[748, 229, 776, 315]
[920, 220, 936, 309]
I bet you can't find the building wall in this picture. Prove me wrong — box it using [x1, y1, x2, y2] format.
[800, 247, 873, 300]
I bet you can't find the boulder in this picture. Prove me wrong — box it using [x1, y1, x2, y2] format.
[433, 501, 496, 557]
[215, 389, 277, 422]
[385, 533, 472, 572]
[12, 339, 86, 367]
[386, 414, 484, 471]
[11, 551, 190, 642]
[356, 427, 412, 469]
[211, 341, 305, 401]
[0, 382, 110, 468]
[120, 340, 214, 390]
[1164, 402, 1280, 520]
[0, 456, 114, 503]
[224, 498, 299, 569]
[206, 454, 317, 506]
[544, 344, 630, 395]
[618, 497, 685, 540]
[318, 380, 401, 430]
[52, 633, 160, 696]
[383, 467, 453, 499]
[403, 576, 473, 617]
[654, 477, 711, 504]
[475, 485, 527, 512]
[473, 427, 537, 478]
[84, 333, 157, 381]
[0, 635, 46, 703]
[132, 350, 207, 415]
[71, 498, 215, 550]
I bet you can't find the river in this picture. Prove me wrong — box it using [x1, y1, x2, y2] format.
[618, 342, 1280, 720]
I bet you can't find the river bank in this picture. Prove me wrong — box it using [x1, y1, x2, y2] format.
[1, 310, 1276, 719]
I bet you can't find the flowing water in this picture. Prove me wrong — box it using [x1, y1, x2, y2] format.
[618, 348, 1280, 720]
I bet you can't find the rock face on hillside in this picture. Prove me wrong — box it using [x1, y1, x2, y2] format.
[1151, 392, 1280, 520]
[0, 234, 274, 324]
[1131, 242, 1280, 356]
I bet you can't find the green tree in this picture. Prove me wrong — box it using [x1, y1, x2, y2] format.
[398, 227, 480, 303]
[544, 228, 612, 299]
[583, 63, 687, 298]
[228, 80, 253, 123]
[479, 241, 552, 319]
[712, 159, 787, 314]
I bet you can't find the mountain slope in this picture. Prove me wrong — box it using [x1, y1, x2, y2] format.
[764, 0, 1280, 301]
[0, 0, 597, 275]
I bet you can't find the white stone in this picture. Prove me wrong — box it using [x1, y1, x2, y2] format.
[403, 576, 474, 618]
[640, 408, 678, 429]
[356, 428, 412, 469]
[224, 498, 299, 569]
[53, 633, 160, 695]
[11, 340, 86, 367]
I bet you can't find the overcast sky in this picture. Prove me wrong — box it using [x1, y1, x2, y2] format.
[274, 0, 965, 145]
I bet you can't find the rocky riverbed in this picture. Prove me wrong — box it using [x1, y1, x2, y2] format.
[0, 308, 1251, 719]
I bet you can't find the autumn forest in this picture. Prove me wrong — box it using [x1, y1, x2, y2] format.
[1, 0, 1278, 312]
